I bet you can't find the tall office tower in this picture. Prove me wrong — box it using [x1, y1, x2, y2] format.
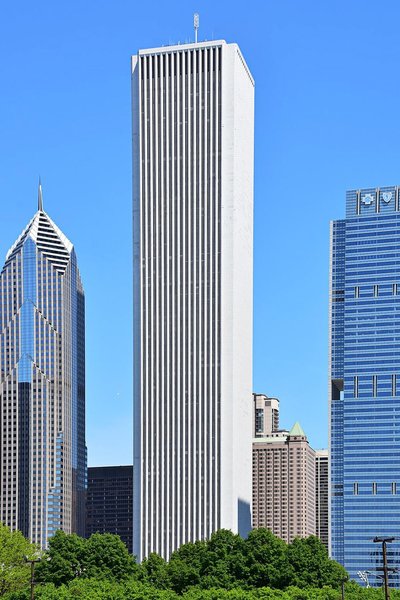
[132, 40, 254, 559]
[315, 449, 328, 550]
[330, 187, 400, 583]
[86, 466, 133, 553]
[252, 422, 316, 543]
[0, 185, 86, 548]
[253, 393, 279, 437]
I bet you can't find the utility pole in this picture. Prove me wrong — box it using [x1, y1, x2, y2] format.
[341, 578, 346, 600]
[373, 537, 395, 600]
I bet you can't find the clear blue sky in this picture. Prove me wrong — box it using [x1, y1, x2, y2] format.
[1, 0, 400, 464]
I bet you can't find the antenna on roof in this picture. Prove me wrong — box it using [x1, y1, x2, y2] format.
[194, 13, 199, 43]
[38, 177, 43, 212]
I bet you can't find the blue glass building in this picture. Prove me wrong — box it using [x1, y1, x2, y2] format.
[330, 186, 400, 584]
[0, 184, 86, 547]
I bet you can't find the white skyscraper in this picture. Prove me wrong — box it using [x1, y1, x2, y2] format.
[132, 39, 254, 560]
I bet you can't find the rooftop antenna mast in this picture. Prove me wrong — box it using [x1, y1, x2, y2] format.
[194, 13, 199, 43]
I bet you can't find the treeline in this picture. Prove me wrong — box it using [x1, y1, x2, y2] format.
[0, 523, 391, 599]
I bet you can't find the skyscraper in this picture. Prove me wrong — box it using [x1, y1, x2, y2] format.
[330, 187, 400, 583]
[252, 422, 316, 543]
[132, 40, 254, 559]
[0, 185, 86, 547]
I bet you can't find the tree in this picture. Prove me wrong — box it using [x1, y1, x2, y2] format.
[139, 553, 170, 589]
[36, 531, 138, 586]
[243, 528, 292, 589]
[35, 530, 86, 586]
[166, 540, 207, 593]
[84, 533, 138, 580]
[286, 536, 347, 589]
[0, 522, 37, 597]
[167, 557, 201, 594]
[198, 529, 248, 590]
[166, 530, 247, 593]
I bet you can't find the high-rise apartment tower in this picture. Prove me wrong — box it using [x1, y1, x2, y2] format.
[253, 393, 279, 437]
[330, 187, 400, 583]
[0, 186, 86, 547]
[252, 422, 316, 543]
[132, 40, 254, 559]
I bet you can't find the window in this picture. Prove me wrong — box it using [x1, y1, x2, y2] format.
[354, 286, 360, 299]
[354, 376, 359, 399]
[353, 482, 359, 495]
[392, 482, 397, 495]
[392, 375, 397, 397]
[356, 191, 361, 215]
[373, 285, 379, 297]
[372, 482, 377, 495]
[393, 284, 398, 296]
[255, 409, 264, 435]
[372, 375, 377, 397]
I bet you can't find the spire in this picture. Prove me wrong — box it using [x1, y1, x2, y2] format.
[38, 178, 43, 212]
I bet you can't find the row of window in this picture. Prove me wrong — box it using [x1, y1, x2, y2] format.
[354, 283, 398, 298]
[353, 482, 397, 495]
[353, 374, 397, 397]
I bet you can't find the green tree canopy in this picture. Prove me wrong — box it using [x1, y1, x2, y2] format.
[4, 527, 359, 598]
[0, 522, 38, 597]
[35, 531, 137, 587]
[35, 530, 86, 586]
[286, 536, 347, 589]
[139, 553, 170, 589]
[84, 533, 138, 580]
[165, 530, 249, 593]
[243, 528, 293, 589]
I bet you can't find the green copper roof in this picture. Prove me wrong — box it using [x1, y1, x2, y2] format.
[289, 422, 306, 437]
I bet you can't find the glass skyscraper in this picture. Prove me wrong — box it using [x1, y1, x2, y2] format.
[330, 186, 400, 583]
[0, 184, 86, 547]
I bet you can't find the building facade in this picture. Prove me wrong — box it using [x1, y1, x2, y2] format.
[132, 40, 254, 559]
[252, 422, 316, 543]
[0, 186, 86, 547]
[315, 449, 328, 550]
[86, 466, 133, 553]
[329, 186, 400, 583]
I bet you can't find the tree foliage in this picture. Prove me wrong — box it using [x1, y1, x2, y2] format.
[35, 530, 86, 586]
[3, 527, 362, 599]
[139, 552, 170, 589]
[0, 522, 38, 597]
[286, 536, 347, 589]
[6, 581, 400, 600]
[35, 530, 137, 586]
[243, 528, 292, 589]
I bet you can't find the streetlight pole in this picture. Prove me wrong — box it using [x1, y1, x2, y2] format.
[373, 537, 395, 600]
[24, 557, 41, 600]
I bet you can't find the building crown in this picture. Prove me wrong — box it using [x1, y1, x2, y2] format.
[3, 182, 73, 274]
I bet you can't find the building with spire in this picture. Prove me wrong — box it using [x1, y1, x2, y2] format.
[252, 414, 316, 543]
[0, 183, 86, 547]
